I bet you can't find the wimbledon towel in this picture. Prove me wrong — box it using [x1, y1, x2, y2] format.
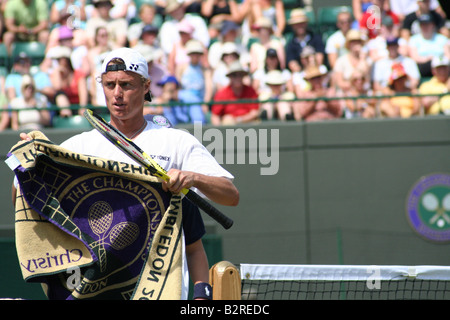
[6, 131, 183, 300]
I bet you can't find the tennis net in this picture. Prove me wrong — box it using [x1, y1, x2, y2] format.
[239, 264, 450, 300]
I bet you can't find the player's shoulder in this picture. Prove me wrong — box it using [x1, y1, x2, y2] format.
[143, 115, 201, 143]
[144, 114, 173, 129]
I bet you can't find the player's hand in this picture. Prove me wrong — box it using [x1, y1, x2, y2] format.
[162, 169, 196, 194]
[19, 132, 32, 142]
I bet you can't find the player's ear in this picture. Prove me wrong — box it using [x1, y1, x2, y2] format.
[144, 79, 152, 102]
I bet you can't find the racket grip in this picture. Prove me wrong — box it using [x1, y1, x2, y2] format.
[185, 190, 234, 230]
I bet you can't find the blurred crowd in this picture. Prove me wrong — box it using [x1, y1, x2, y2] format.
[0, 0, 449, 130]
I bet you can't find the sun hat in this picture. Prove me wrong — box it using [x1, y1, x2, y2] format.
[177, 19, 194, 34]
[221, 42, 239, 57]
[303, 65, 325, 80]
[226, 61, 248, 77]
[185, 39, 204, 54]
[59, 25, 74, 40]
[101, 47, 149, 79]
[48, 45, 72, 59]
[265, 70, 286, 85]
[254, 16, 273, 30]
[345, 29, 365, 49]
[288, 9, 309, 25]
[157, 75, 180, 87]
[388, 63, 407, 85]
[221, 20, 240, 36]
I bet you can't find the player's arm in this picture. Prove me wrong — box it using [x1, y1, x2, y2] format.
[186, 238, 212, 300]
[163, 169, 239, 207]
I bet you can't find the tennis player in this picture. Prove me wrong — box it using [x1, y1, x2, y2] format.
[12, 47, 240, 300]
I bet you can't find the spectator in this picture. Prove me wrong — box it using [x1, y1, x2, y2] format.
[379, 63, 421, 117]
[390, 0, 445, 21]
[50, 0, 87, 27]
[0, 75, 9, 131]
[207, 20, 248, 71]
[367, 15, 408, 63]
[108, 0, 136, 23]
[168, 19, 195, 75]
[5, 52, 54, 103]
[184, 0, 203, 15]
[418, 56, 450, 115]
[212, 41, 246, 92]
[133, 24, 165, 65]
[134, 44, 169, 102]
[211, 61, 259, 125]
[250, 0, 286, 38]
[293, 65, 343, 122]
[259, 70, 295, 121]
[43, 25, 88, 75]
[177, 39, 213, 118]
[86, 27, 111, 108]
[372, 36, 420, 93]
[159, 0, 210, 56]
[332, 29, 371, 92]
[155, 75, 205, 125]
[343, 69, 377, 118]
[3, 0, 49, 54]
[359, 0, 400, 40]
[408, 13, 449, 77]
[352, 0, 374, 25]
[400, 0, 447, 39]
[285, 8, 325, 73]
[10, 74, 50, 131]
[325, 8, 355, 69]
[292, 45, 328, 96]
[127, 3, 161, 47]
[248, 16, 286, 74]
[48, 1, 88, 50]
[85, 0, 128, 49]
[49, 46, 88, 117]
[252, 48, 293, 94]
[200, 0, 239, 39]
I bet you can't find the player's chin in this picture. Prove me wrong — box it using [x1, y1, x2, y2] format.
[110, 103, 129, 116]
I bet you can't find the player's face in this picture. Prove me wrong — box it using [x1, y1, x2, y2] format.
[101, 70, 149, 121]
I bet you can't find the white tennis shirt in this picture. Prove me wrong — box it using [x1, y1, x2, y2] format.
[61, 120, 234, 182]
[60, 118, 234, 299]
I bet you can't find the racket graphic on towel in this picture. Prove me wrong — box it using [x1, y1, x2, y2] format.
[84, 110, 234, 229]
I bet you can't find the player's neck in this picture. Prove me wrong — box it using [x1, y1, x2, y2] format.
[111, 117, 147, 139]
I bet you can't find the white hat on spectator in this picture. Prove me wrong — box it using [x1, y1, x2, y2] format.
[226, 61, 248, 77]
[265, 70, 286, 85]
[186, 40, 204, 55]
[221, 42, 239, 57]
[48, 45, 72, 59]
[432, 56, 450, 68]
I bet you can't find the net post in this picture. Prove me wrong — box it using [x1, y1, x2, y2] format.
[209, 261, 241, 300]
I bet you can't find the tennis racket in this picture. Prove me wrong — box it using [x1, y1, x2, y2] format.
[83, 110, 234, 229]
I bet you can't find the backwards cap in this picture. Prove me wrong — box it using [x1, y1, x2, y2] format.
[101, 47, 149, 79]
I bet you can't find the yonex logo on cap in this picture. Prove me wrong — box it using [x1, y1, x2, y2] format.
[101, 47, 149, 79]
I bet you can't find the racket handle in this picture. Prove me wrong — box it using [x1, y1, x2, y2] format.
[185, 190, 234, 230]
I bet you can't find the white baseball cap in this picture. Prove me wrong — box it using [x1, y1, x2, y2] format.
[101, 47, 149, 79]
[431, 56, 450, 68]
